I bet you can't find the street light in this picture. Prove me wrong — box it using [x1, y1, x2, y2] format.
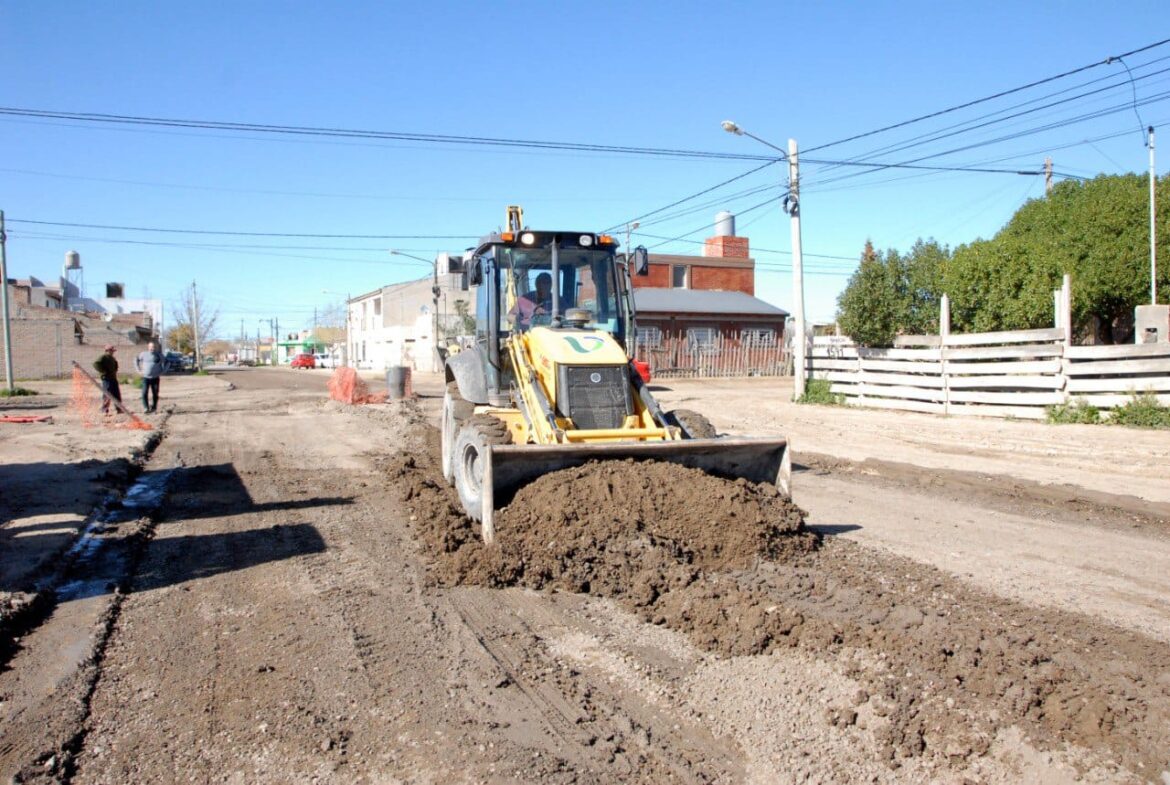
[722, 120, 807, 400]
[623, 221, 640, 257]
[390, 249, 441, 372]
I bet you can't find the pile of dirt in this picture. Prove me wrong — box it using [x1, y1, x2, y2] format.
[391, 428, 1170, 776]
[394, 444, 818, 657]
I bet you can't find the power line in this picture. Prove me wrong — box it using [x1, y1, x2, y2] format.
[808, 65, 1170, 181]
[6, 218, 474, 240]
[0, 106, 775, 163]
[602, 159, 782, 233]
[614, 44, 1170, 236]
[10, 231, 437, 267]
[805, 56, 1170, 177]
[631, 231, 857, 262]
[803, 89, 1170, 192]
[802, 37, 1170, 154]
[643, 194, 787, 251]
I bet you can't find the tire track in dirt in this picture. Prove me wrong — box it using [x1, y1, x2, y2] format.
[0, 425, 174, 784]
[301, 453, 736, 783]
[447, 588, 742, 783]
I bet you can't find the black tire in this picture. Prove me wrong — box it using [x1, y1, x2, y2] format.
[453, 415, 512, 523]
[441, 382, 475, 486]
[666, 408, 717, 439]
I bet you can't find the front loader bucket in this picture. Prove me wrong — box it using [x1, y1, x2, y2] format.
[478, 437, 790, 545]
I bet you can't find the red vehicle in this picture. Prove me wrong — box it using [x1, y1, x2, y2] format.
[290, 353, 315, 369]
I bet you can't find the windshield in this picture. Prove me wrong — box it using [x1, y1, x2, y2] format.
[497, 245, 623, 335]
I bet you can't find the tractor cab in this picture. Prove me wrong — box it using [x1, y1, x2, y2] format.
[466, 226, 643, 404]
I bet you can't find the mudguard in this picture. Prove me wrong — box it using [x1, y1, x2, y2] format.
[445, 346, 489, 405]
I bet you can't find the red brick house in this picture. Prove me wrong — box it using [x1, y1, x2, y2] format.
[628, 226, 789, 377]
[631, 230, 787, 348]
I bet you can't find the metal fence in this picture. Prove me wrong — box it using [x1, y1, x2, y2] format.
[634, 332, 791, 379]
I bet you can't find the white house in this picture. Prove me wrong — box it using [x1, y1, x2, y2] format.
[347, 253, 472, 372]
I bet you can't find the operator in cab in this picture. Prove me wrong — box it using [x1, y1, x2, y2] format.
[511, 271, 553, 330]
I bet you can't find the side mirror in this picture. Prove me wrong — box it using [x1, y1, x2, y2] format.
[468, 257, 483, 286]
[633, 246, 649, 276]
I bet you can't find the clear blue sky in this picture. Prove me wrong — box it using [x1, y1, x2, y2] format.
[2, 1, 1167, 339]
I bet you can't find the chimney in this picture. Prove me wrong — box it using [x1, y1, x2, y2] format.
[703, 211, 749, 258]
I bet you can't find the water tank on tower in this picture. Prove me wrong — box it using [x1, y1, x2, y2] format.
[714, 211, 736, 237]
[63, 250, 84, 311]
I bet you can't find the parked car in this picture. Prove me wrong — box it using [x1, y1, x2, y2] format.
[163, 352, 185, 374]
[313, 353, 335, 369]
[290, 353, 315, 369]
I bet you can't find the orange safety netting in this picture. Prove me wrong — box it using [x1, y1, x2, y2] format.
[327, 367, 389, 405]
[70, 367, 153, 430]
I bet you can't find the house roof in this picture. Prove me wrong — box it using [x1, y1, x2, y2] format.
[632, 288, 788, 318]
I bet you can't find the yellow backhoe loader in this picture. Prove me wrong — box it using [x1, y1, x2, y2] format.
[441, 207, 790, 543]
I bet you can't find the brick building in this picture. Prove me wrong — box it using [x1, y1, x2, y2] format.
[2, 308, 155, 382]
[4, 259, 161, 380]
[630, 228, 787, 347]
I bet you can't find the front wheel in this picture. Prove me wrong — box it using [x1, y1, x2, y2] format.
[453, 415, 512, 529]
[441, 382, 475, 486]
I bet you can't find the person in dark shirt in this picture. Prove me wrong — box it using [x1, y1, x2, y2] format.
[92, 345, 121, 414]
[136, 341, 163, 413]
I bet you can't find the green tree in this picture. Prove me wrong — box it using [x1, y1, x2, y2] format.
[901, 239, 948, 334]
[836, 239, 949, 346]
[168, 286, 220, 354]
[165, 322, 196, 354]
[945, 174, 1170, 341]
[837, 241, 901, 346]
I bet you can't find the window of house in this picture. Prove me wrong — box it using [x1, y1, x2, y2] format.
[636, 326, 662, 346]
[671, 265, 689, 289]
[742, 328, 776, 346]
[687, 327, 717, 348]
[373, 297, 382, 316]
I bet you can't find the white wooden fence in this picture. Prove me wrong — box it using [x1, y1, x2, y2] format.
[809, 281, 1170, 419]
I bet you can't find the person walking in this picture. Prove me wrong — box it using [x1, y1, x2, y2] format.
[136, 340, 163, 413]
[92, 344, 122, 415]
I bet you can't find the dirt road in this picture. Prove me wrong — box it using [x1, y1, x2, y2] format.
[1, 368, 1167, 783]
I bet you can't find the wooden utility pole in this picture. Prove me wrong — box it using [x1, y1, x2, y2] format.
[787, 139, 807, 400]
[0, 211, 13, 391]
[1044, 157, 1053, 196]
[191, 280, 202, 369]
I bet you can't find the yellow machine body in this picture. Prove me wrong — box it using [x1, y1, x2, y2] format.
[443, 210, 791, 544]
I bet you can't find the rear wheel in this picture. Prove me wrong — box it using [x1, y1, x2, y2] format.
[441, 382, 475, 486]
[453, 415, 512, 525]
[665, 408, 717, 439]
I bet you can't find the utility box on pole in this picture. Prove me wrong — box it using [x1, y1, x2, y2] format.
[1135, 304, 1169, 343]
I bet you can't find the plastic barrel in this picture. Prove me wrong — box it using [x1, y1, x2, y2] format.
[386, 366, 410, 399]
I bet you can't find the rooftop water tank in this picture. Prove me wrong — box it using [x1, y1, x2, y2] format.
[715, 211, 735, 237]
[64, 250, 81, 269]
